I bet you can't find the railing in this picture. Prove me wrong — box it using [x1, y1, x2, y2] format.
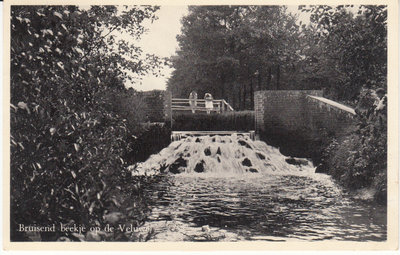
[307, 95, 356, 116]
[171, 131, 256, 141]
[171, 98, 234, 113]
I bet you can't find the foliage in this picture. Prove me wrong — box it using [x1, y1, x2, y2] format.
[319, 90, 387, 203]
[10, 5, 164, 241]
[167, 6, 300, 110]
[125, 124, 171, 165]
[137, 90, 167, 122]
[298, 5, 387, 102]
[101, 87, 148, 133]
[172, 111, 255, 131]
[168, 5, 387, 108]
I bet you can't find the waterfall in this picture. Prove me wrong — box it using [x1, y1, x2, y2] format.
[130, 134, 315, 176]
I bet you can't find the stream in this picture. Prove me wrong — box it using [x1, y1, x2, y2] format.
[132, 135, 386, 242]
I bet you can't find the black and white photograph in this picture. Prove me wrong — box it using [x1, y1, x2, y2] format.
[4, 1, 398, 249]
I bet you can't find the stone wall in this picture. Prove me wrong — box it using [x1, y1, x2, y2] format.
[305, 95, 356, 137]
[254, 90, 355, 140]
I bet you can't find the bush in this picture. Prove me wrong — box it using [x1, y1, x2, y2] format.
[11, 93, 133, 240]
[125, 124, 171, 165]
[172, 111, 255, 131]
[10, 6, 163, 241]
[319, 89, 387, 204]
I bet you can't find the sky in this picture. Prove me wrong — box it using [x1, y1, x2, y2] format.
[127, 6, 188, 91]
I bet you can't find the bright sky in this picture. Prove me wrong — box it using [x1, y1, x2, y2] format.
[128, 6, 188, 91]
[286, 5, 311, 25]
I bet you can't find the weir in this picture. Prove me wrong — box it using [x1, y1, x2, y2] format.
[131, 93, 385, 242]
[132, 134, 313, 176]
[171, 131, 256, 141]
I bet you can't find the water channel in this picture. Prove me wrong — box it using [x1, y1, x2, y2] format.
[134, 135, 386, 242]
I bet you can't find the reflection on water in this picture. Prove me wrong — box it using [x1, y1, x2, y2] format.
[144, 174, 386, 241]
[135, 135, 386, 242]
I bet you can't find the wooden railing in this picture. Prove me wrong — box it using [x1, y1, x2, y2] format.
[171, 98, 234, 113]
[171, 130, 255, 141]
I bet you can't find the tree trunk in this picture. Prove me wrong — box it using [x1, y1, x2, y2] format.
[220, 72, 225, 99]
[238, 83, 242, 110]
[243, 82, 247, 110]
[232, 85, 236, 110]
[267, 66, 272, 90]
[276, 65, 280, 90]
[250, 78, 254, 110]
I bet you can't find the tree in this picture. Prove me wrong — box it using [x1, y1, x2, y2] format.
[10, 5, 162, 241]
[167, 6, 300, 110]
[300, 5, 388, 203]
[298, 5, 387, 103]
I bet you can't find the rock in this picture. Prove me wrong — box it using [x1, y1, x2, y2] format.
[159, 163, 169, 173]
[238, 140, 252, 149]
[169, 157, 187, 174]
[285, 157, 309, 166]
[194, 160, 205, 173]
[242, 158, 252, 167]
[249, 168, 258, 173]
[256, 152, 265, 160]
[195, 138, 201, 143]
[216, 147, 221, 155]
[204, 147, 211, 156]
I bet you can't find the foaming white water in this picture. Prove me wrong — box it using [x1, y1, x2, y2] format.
[130, 134, 318, 177]
[129, 135, 386, 242]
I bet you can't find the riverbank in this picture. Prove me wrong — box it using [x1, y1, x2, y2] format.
[258, 119, 387, 205]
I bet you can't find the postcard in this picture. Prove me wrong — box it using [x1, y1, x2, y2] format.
[2, 0, 398, 251]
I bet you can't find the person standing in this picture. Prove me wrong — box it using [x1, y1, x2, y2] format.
[189, 91, 198, 113]
[204, 93, 214, 114]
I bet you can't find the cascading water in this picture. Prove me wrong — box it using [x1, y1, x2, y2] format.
[132, 134, 314, 176]
[129, 135, 386, 242]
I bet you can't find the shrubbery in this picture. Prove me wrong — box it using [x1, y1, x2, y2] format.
[318, 89, 387, 204]
[10, 6, 166, 241]
[172, 111, 255, 131]
[125, 124, 171, 164]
